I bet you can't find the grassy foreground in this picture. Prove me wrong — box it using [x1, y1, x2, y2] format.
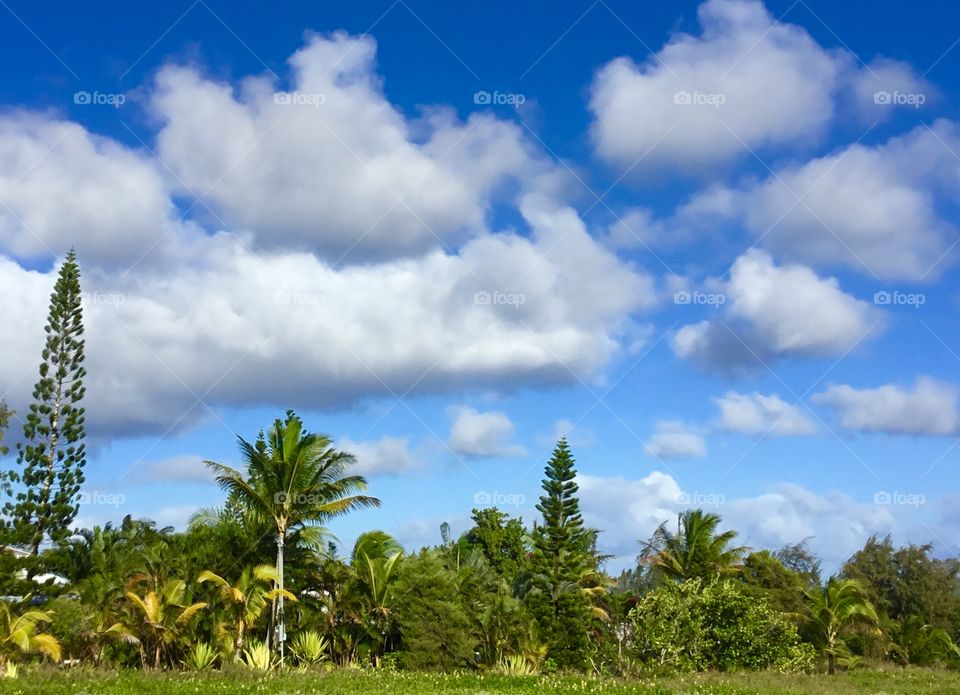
[0, 668, 958, 695]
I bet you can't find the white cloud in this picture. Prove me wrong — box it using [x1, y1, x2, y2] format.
[578, 471, 684, 552]
[152, 505, 200, 530]
[336, 435, 425, 476]
[673, 250, 882, 370]
[151, 32, 547, 262]
[577, 471, 895, 565]
[733, 121, 960, 280]
[714, 391, 816, 436]
[643, 420, 707, 459]
[447, 406, 526, 458]
[128, 454, 216, 484]
[0, 116, 175, 267]
[813, 377, 960, 436]
[0, 148, 650, 437]
[847, 57, 933, 121]
[724, 484, 895, 563]
[589, 0, 842, 172]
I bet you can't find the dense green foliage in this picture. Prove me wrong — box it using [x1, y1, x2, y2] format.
[629, 579, 814, 672]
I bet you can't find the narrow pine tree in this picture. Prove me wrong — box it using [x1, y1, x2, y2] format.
[0, 402, 11, 457]
[526, 437, 593, 668]
[4, 250, 87, 555]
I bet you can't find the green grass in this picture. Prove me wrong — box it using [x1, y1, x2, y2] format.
[1, 668, 958, 695]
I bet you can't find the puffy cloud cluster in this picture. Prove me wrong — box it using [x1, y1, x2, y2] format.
[813, 377, 960, 436]
[684, 121, 960, 281]
[151, 33, 551, 262]
[577, 471, 895, 564]
[589, 0, 931, 174]
[672, 250, 882, 370]
[0, 34, 653, 437]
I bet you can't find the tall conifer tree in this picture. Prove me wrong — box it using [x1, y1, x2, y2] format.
[4, 250, 87, 555]
[526, 437, 592, 667]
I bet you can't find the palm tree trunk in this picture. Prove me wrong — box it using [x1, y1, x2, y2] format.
[277, 532, 286, 665]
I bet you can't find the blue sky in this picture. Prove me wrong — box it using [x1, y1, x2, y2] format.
[1, 0, 959, 572]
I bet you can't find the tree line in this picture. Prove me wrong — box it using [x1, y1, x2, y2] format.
[1, 253, 958, 677]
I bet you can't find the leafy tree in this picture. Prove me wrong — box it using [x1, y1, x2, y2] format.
[205, 411, 379, 662]
[465, 507, 528, 584]
[775, 540, 822, 587]
[629, 579, 813, 672]
[393, 551, 474, 670]
[642, 509, 748, 582]
[525, 438, 593, 669]
[198, 564, 295, 660]
[842, 535, 960, 632]
[740, 550, 813, 617]
[3, 250, 86, 556]
[801, 577, 882, 674]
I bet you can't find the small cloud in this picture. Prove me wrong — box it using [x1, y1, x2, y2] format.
[128, 454, 217, 485]
[813, 377, 959, 436]
[337, 435, 425, 476]
[447, 406, 526, 459]
[643, 420, 707, 460]
[714, 391, 816, 436]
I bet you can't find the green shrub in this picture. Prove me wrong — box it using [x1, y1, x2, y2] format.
[629, 579, 814, 673]
[46, 597, 94, 661]
[184, 642, 219, 671]
[240, 640, 273, 671]
[393, 553, 475, 670]
[290, 630, 328, 666]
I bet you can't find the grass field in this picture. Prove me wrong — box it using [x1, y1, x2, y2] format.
[1, 668, 958, 695]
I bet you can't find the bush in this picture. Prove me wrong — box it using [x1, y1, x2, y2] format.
[629, 579, 814, 673]
[393, 553, 474, 670]
[46, 597, 95, 662]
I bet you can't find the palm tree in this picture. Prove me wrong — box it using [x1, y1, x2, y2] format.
[205, 410, 380, 663]
[124, 577, 207, 668]
[0, 604, 61, 667]
[351, 531, 403, 666]
[642, 509, 748, 581]
[802, 577, 882, 674]
[198, 564, 297, 660]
